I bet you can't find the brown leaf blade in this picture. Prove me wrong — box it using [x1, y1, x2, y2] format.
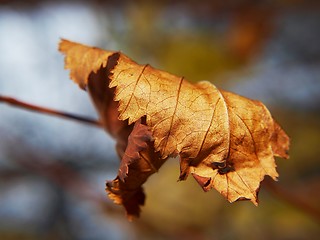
[59, 39, 115, 89]
[59, 39, 290, 217]
[107, 50, 289, 204]
[106, 120, 164, 219]
[109, 57, 231, 165]
[190, 91, 289, 204]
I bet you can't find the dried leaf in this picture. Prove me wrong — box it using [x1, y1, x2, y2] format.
[59, 39, 290, 218]
[107, 119, 164, 220]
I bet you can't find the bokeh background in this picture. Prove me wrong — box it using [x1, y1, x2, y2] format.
[0, 0, 319, 239]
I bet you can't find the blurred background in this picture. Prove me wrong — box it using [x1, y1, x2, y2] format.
[0, 0, 319, 239]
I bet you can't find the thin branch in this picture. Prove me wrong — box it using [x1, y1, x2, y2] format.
[264, 178, 320, 223]
[0, 95, 101, 127]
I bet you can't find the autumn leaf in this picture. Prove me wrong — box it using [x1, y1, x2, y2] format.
[107, 119, 164, 219]
[59, 39, 289, 218]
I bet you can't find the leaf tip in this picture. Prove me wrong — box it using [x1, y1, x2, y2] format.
[192, 173, 212, 192]
[106, 178, 145, 220]
[251, 197, 259, 206]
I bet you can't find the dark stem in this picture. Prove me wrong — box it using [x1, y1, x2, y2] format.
[0, 95, 101, 127]
[264, 178, 320, 223]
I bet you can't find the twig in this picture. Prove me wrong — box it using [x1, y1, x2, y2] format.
[0, 95, 101, 127]
[264, 178, 320, 223]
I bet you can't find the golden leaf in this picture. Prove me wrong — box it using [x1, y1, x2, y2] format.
[59, 39, 290, 218]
